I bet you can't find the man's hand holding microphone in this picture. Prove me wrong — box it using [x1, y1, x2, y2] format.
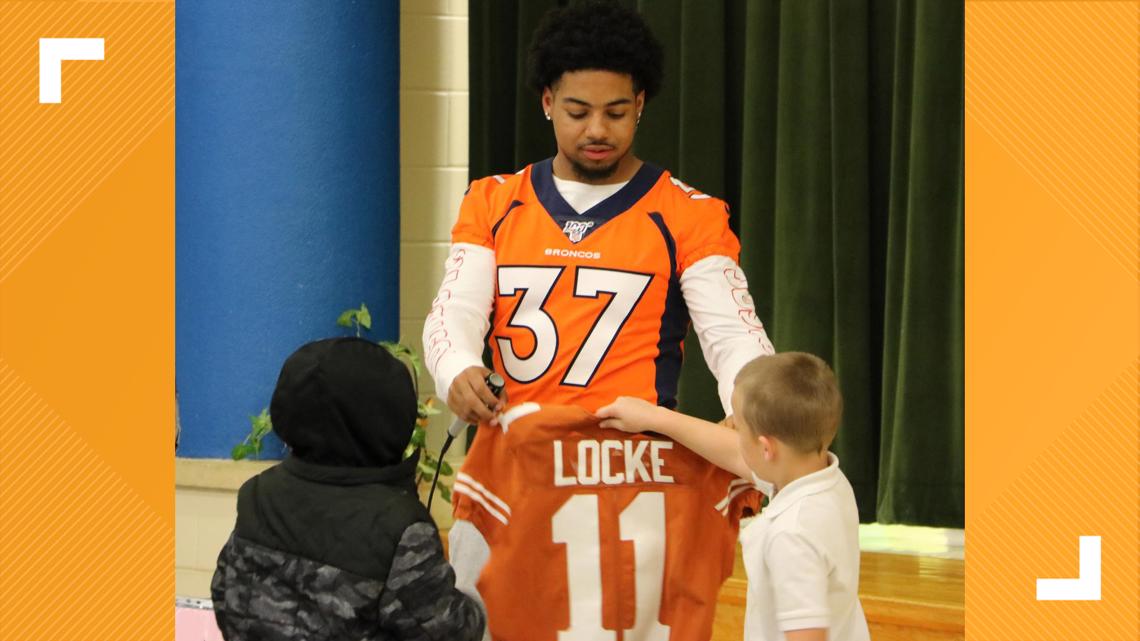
[446, 366, 506, 436]
[429, 367, 506, 509]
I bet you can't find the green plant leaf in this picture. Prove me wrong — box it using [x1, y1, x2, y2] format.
[409, 428, 426, 448]
[417, 461, 438, 477]
[250, 409, 273, 437]
[336, 309, 355, 328]
[251, 413, 268, 434]
[418, 401, 442, 417]
[379, 340, 423, 398]
[439, 460, 454, 476]
[439, 485, 452, 502]
[233, 407, 273, 462]
[358, 304, 372, 330]
[382, 341, 412, 360]
[402, 347, 424, 379]
[380, 341, 410, 360]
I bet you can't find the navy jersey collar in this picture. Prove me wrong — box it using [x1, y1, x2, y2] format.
[531, 157, 664, 227]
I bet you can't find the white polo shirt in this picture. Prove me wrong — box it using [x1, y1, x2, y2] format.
[740, 453, 870, 641]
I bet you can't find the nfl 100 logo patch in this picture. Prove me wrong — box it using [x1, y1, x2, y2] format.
[562, 219, 594, 243]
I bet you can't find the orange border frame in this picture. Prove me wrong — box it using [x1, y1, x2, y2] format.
[965, 1, 1138, 639]
[0, 0, 1136, 638]
[0, 1, 174, 638]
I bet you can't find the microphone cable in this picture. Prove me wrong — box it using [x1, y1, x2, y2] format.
[427, 372, 505, 511]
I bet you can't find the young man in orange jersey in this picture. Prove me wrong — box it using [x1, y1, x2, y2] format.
[423, 2, 775, 637]
[424, 0, 773, 426]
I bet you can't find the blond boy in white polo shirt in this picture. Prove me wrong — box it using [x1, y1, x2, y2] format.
[598, 352, 869, 641]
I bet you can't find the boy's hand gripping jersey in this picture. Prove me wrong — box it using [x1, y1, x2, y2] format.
[447, 159, 744, 412]
[452, 404, 759, 641]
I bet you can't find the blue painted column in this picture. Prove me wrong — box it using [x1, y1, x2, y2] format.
[176, 0, 399, 458]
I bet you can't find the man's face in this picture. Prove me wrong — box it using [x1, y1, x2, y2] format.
[542, 70, 644, 183]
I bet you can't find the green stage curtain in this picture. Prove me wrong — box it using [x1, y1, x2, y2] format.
[469, 0, 963, 526]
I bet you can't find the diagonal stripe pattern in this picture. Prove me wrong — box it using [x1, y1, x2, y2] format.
[0, 1, 175, 638]
[965, 2, 1139, 639]
[0, 359, 172, 639]
[0, 0, 174, 283]
[965, 1, 1138, 276]
[968, 362, 1139, 639]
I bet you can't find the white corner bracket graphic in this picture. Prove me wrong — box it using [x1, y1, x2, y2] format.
[39, 38, 104, 104]
[1036, 535, 1101, 601]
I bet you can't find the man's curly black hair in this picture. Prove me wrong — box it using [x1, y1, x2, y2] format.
[526, 0, 664, 100]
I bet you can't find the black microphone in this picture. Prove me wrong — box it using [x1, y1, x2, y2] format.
[428, 372, 505, 511]
[445, 372, 506, 438]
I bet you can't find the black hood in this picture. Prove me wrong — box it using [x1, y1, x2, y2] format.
[270, 337, 418, 467]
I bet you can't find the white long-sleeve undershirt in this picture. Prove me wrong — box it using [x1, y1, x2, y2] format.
[422, 243, 496, 401]
[678, 255, 776, 412]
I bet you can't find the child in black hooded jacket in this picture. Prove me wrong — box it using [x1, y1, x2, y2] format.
[211, 337, 485, 641]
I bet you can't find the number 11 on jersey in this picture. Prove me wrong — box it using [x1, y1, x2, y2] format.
[551, 492, 671, 641]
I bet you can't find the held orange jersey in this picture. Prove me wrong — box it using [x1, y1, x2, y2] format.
[452, 404, 760, 641]
[451, 158, 740, 411]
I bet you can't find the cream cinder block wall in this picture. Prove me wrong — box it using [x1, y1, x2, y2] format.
[398, 0, 470, 456]
[175, 459, 275, 598]
[175, 0, 471, 600]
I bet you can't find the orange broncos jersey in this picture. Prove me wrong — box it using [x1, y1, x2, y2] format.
[452, 158, 740, 411]
[452, 404, 760, 641]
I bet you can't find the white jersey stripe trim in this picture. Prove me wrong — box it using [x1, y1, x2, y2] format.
[456, 472, 512, 515]
[499, 402, 541, 432]
[716, 479, 753, 510]
[715, 478, 754, 511]
[453, 482, 509, 525]
[718, 486, 754, 516]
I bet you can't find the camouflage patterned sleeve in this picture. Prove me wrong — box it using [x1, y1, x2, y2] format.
[378, 521, 486, 641]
